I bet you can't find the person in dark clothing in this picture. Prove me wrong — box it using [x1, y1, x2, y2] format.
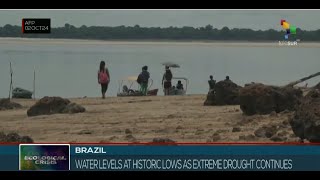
[176, 80, 184, 90]
[162, 66, 173, 95]
[138, 66, 150, 96]
[97, 61, 110, 99]
[225, 76, 231, 82]
[208, 75, 216, 91]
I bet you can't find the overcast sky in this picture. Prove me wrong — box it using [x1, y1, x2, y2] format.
[0, 10, 319, 30]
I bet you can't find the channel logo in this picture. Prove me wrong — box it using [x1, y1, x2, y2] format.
[280, 19, 296, 40]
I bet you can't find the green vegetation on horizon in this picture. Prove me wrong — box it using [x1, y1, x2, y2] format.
[1, 24, 320, 41]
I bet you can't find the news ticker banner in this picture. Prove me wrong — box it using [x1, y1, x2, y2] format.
[0, 144, 320, 171]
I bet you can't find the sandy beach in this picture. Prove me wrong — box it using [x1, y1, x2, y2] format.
[0, 95, 299, 143]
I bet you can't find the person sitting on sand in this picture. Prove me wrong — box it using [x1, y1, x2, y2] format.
[208, 75, 216, 91]
[122, 85, 135, 94]
[123, 85, 129, 93]
[176, 80, 184, 90]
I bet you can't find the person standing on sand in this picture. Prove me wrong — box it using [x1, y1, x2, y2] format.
[98, 61, 110, 99]
[137, 66, 150, 96]
[208, 75, 216, 91]
[162, 66, 173, 95]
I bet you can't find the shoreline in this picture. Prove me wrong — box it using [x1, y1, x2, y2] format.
[0, 37, 320, 45]
[0, 37, 320, 48]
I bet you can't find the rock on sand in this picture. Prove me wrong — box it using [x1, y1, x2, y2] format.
[0, 98, 22, 110]
[0, 132, 33, 143]
[204, 80, 242, 106]
[239, 83, 302, 115]
[289, 89, 320, 142]
[27, 96, 85, 117]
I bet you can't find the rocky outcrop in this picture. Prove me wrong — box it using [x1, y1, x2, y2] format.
[0, 132, 34, 143]
[0, 98, 22, 110]
[305, 89, 320, 99]
[204, 80, 242, 106]
[61, 103, 85, 114]
[204, 90, 216, 106]
[239, 83, 302, 115]
[289, 91, 320, 142]
[254, 125, 278, 138]
[27, 96, 85, 117]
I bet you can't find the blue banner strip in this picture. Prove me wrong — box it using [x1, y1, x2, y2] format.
[0, 145, 19, 155]
[70, 145, 320, 155]
[1, 145, 320, 171]
[70, 155, 320, 171]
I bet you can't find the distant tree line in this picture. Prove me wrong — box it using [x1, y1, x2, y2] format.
[1, 24, 320, 41]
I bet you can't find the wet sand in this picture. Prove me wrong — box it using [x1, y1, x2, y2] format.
[0, 95, 299, 143]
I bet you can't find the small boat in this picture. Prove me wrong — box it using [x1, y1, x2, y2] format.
[117, 76, 158, 97]
[164, 77, 189, 96]
[12, 87, 33, 99]
[147, 89, 159, 96]
[161, 62, 189, 96]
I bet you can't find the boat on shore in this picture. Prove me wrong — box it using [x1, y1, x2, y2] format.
[117, 76, 158, 97]
[12, 87, 33, 99]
